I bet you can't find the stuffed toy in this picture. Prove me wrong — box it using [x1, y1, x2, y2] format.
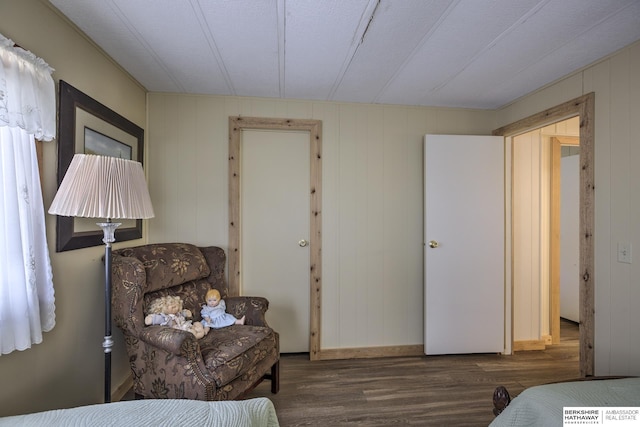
[145, 295, 209, 339]
[201, 288, 245, 328]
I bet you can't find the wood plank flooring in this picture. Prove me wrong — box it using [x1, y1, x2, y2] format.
[245, 319, 580, 426]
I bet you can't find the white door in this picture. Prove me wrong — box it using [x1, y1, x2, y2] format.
[241, 129, 310, 353]
[424, 134, 504, 355]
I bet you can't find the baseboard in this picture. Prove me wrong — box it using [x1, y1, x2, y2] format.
[318, 345, 424, 360]
[513, 339, 546, 351]
[113, 374, 133, 402]
[542, 334, 552, 345]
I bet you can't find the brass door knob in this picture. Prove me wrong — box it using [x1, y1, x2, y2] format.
[428, 240, 439, 248]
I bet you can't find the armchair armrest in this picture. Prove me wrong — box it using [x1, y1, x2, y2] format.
[111, 254, 147, 337]
[139, 325, 197, 355]
[225, 296, 270, 327]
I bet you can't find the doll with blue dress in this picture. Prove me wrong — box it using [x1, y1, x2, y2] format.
[201, 289, 245, 328]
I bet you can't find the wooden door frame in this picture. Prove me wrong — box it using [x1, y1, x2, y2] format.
[493, 92, 594, 377]
[229, 116, 323, 360]
[550, 136, 580, 345]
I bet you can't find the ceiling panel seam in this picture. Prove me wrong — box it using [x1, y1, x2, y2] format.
[191, 0, 236, 95]
[358, 0, 381, 46]
[371, 0, 461, 104]
[564, 1, 640, 46]
[422, 0, 552, 99]
[105, 0, 186, 92]
[277, 0, 286, 98]
[454, 0, 635, 105]
[326, 0, 381, 101]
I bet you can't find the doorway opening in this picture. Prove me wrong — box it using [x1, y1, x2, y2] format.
[494, 92, 594, 377]
[508, 119, 579, 359]
[228, 116, 323, 361]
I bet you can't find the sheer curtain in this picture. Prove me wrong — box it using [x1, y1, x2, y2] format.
[0, 34, 56, 354]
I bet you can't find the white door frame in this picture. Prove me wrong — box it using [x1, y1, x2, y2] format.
[228, 116, 323, 360]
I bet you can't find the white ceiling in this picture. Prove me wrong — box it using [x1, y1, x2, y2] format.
[49, 0, 640, 109]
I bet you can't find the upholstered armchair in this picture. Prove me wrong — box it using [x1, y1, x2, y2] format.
[111, 243, 279, 400]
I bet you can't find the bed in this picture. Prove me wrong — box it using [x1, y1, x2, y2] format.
[0, 397, 279, 427]
[490, 377, 640, 426]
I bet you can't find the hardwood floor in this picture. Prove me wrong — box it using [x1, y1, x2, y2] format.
[245, 319, 580, 426]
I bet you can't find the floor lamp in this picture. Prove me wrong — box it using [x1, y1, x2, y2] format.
[49, 154, 154, 403]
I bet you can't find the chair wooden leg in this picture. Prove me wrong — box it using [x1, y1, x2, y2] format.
[270, 360, 280, 394]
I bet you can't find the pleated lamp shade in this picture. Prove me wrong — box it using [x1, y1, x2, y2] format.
[49, 154, 154, 220]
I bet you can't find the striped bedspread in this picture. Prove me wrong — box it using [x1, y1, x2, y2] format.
[0, 397, 279, 427]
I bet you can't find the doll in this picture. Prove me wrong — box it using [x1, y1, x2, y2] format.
[145, 295, 209, 339]
[201, 289, 245, 328]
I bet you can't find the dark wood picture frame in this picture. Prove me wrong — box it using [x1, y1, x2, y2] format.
[55, 80, 145, 252]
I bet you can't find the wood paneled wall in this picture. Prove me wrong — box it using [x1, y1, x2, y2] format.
[147, 95, 494, 352]
[512, 130, 545, 343]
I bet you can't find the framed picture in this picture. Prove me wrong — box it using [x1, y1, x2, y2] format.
[55, 80, 145, 252]
[84, 127, 132, 159]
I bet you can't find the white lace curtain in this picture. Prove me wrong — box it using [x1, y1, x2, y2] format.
[0, 33, 56, 354]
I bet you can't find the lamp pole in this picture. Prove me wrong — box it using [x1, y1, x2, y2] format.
[98, 219, 120, 403]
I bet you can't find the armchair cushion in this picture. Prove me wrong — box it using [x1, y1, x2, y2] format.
[116, 243, 210, 293]
[200, 325, 277, 387]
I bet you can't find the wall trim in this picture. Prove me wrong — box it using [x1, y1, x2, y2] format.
[318, 345, 424, 360]
[113, 375, 133, 402]
[513, 340, 546, 352]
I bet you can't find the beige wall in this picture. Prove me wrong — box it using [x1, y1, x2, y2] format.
[497, 40, 640, 376]
[147, 94, 496, 350]
[0, 0, 147, 417]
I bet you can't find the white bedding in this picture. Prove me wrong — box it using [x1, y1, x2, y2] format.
[490, 378, 640, 427]
[0, 397, 279, 427]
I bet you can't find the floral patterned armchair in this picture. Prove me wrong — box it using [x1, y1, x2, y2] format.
[111, 243, 279, 400]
